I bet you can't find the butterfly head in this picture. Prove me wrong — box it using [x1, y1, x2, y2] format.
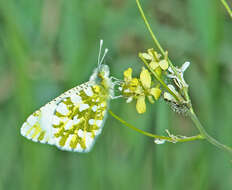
[97, 64, 110, 78]
[90, 64, 111, 87]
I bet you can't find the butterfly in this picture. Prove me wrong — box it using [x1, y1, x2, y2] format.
[20, 40, 115, 153]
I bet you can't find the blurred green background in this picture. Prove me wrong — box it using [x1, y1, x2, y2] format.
[0, 0, 232, 189]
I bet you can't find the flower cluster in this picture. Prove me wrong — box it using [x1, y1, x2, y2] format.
[120, 67, 161, 114]
[120, 48, 170, 114]
[120, 47, 190, 115]
[141, 48, 169, 75]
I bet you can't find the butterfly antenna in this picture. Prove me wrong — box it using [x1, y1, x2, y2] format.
[98, 39, 103, 66]
[99, 48, 108, 65]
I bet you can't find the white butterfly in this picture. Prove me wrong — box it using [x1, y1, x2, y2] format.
[20, 40, 115, 153]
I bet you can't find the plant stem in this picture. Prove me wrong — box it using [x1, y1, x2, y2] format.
[136, 0, 232, 156]
[221, 0, 232, 18]
[136, 0, 189, 103]
[109, 109, 204, 143]
[189, 108, 232, 155]
[136, 0, 165, 55]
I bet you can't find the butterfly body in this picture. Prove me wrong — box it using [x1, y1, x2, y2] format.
[21, 41, 115, 152]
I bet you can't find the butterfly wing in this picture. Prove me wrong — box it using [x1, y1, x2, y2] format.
[20, 102, 59, 144]
[21, 82, 110, 152]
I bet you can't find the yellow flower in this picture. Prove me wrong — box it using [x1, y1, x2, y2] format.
[123, 68, 139, 95]
[141, 49, 169, 74]
[121, 67, 162, 114]
[137, 68, 162, 114]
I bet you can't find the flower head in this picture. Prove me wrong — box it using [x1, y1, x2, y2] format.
[121, 67, 162, 114]
[141, 48, 169, 77]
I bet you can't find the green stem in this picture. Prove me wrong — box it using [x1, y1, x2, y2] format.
[221, 0, 232, 18]
[136, 0, 189, 103]
[136, 0, 165, 55]
[109, 109, 204, 143]
[136, 0, 232, 156]
[189, 108, 232, 155]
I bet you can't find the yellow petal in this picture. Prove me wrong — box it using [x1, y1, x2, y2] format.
[147, 48, 154, 55]
[128, 78, 139, 93]
[140, 67, 151, 89]
[148, 49, 161, 61]
[148, 95, 155, 104]
[149, 61, 159, 70]
[130, 78, 139, 87]
[150, 88, 161, 100]
[159, 60, 169, 70]
[135, 85, 143, 95]
[124, 68, 132, 82]
[136, 96, 146, 114]
[141, 53, 152, 60]
[155, 67, 162, 77]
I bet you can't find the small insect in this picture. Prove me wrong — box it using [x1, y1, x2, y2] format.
[163, 91, 189, 115]
[21, 40, 115, 153]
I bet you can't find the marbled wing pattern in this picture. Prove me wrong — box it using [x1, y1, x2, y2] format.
[21, 81, 110, 152]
